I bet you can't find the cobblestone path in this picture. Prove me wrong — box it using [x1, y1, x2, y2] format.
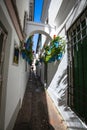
[13, 72, 67, 130]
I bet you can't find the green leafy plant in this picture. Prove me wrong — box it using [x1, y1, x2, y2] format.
[41, 36, 66, 63]
[20, 36, 34, 65]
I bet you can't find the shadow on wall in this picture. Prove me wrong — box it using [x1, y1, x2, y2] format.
[55, 68, 87, 130]
[56, 69, 67, 107]
[57, 69, 67, 86]
[47, 61, 60, 87]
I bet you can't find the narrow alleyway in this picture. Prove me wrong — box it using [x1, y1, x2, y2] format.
[13, 71, 67, 130]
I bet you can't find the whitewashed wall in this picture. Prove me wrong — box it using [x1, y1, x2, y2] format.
[41, 63, 44, 85]
[47, 51, 67, 106]
[47, 0, 87, 129]
[47, 61, 60, 86]
[0, 1, 30, 130]
[41, 35, 47, 49]
[48, 0, 63, 27]
[16, 0, 29, 29]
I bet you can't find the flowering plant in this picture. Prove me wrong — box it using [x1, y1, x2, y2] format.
[41, 36, 66, 63]
[20, 36, 34, 65]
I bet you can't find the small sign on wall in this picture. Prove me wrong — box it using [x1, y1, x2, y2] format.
[13, 42, 19, 65]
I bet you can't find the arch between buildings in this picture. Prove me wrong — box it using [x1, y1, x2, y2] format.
[26, 30, 53, 42]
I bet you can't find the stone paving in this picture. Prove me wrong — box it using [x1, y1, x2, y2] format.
[13, 72, 67, 130]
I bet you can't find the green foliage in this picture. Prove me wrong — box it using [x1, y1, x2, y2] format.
[20, 36, 34, 65]
[41, 36, 66, 63]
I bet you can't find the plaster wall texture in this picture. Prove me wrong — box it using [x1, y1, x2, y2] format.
[16, 0, 29, 29]
[0, 1, 30, 129]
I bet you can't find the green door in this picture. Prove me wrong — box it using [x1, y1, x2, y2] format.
[68, 17, 87, 123]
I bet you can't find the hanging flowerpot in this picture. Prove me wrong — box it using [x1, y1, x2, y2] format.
[41, 36, 66, 63]
[20, 36, 34, 65]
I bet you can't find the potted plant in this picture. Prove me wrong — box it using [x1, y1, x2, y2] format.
[41, 36, 66, 63]
[20, 36, 34, 65]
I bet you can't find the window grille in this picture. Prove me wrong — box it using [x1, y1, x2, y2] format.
[67, 7, 87, 124]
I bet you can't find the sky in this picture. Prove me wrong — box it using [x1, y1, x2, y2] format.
[34, 0, 43, 22]
[33, 0, 43, 52]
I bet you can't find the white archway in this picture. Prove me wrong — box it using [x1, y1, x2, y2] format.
[25, 21, 55, 41]
[27, 30, 52, 41]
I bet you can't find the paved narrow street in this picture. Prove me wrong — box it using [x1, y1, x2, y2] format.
[13, 72, 67, 130]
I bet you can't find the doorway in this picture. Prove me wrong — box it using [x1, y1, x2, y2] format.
[0, 21, 7, 112]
